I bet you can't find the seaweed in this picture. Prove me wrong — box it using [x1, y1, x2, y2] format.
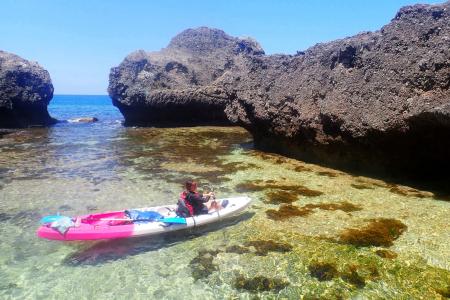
[125, 127, 253, 184]
[287, 185, 323, 197]
[309, 260, 380, 288]
[375, 249, 398, 259]
[225, 245, 250, 254]
[339, 218, 407, 247]
[351, 183, 374, 190]
[341, 265, 366, 288]
[435, 285, 450, 298]
[233, 274, 289, 292]
[235, 180, 323, 197]
[235, 181, 267, 192]
[265, 190, 299, 204]
[189, 249, 221, 280]
[389, 185, 432, 198]
[266, 204, 313, 220]
[266, 201, 361, 221]
[354, 177, 389, 188]
[293, 165, 311, 172]
[308, 262, 338, 281]
[303, 201, 362, 213]
[316, 171, 339, 178]
[367, 265, 380, 279]
[244, 240, 293, 256]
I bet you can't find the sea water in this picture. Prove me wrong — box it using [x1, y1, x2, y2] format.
[0, 95, 448, 299]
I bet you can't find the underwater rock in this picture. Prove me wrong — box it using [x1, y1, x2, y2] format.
[110, 1, 450, 181]
[375, 249, 398, 259]
[388, 185, 434, 198]
[0, 129, 16, 138]
[340, 265, 366, 288]
[244, 240, 293, 256]
[0, 50, 55, 128]
[316, 171, 339, 178]
[225, 245, 250, 255]
[351, 183, 375, 190]
[233, 274, 289, 292]
[189, 249, 221, 280]
[435, 286, 450, 298]
[66, 117, 99, 123]
[308, 262, 338, 281]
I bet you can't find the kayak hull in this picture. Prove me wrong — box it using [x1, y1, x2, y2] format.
[37, 196, 251, 241]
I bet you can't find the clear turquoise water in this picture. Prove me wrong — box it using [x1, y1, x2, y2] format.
[0, 95, 449, 299]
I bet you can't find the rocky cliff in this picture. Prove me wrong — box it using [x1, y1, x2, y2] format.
[0, 51, 55, 128]
[109, 1, 450, 179]
[108, 27, 264, 126]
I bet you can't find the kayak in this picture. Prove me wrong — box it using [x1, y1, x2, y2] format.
[37, 196, 251, 241]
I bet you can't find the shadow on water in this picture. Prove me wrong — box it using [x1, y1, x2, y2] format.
[63, 212, 254, 266]
[251, 144, 450, 200]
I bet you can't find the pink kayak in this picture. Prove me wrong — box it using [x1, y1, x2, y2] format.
[37, 196, 251, 241]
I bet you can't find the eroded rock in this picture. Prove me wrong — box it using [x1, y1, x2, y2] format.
[108, 2, 450, 179]
[0, 51, 55, 128]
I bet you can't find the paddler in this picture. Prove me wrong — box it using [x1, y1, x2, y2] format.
[176, 180, 217, 217]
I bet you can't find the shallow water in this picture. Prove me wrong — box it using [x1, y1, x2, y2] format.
[0, 95, 449, 299]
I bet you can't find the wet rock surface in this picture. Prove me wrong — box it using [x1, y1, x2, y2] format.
[0, 51, 55, 128]
[109, 1, 450, 181]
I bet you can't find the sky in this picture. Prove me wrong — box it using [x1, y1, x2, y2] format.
[0, 0, 440, 95]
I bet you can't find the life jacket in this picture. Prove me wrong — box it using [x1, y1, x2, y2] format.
[176, 191, 194, 217]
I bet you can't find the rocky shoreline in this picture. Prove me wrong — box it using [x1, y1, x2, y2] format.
[0, 51, 56, 128]
[109, 1, 450, 180]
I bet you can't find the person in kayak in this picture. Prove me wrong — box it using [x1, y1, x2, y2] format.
[176, 180, 216, 217]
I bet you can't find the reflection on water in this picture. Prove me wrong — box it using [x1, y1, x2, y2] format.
[0, 95, 449, 299]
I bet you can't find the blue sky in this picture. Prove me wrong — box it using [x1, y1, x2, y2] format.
[0, 0, 440, 95]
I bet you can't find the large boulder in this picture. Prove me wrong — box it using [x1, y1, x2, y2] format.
[108, 27, 264, 126]
[109, 1, 450, 179]
[0, 51, 55, 128]
[224, 1, 450, 177]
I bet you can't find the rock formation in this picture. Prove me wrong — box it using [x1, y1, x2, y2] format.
[108, 27, 264, 126]
[0, 51, 55, 128]
[67, 117, 99, 123]
[109, 1, 450, 179]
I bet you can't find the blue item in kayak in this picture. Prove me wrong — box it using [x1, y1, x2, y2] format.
[40, 215, 64, 224]
[50, 216, 75, 235]
[125, 210, 163, 223]
[161, 217, 187, 224]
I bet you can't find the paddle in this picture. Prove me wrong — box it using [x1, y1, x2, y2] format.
[85, 217, 187, 224]
[40, 215, 187, 225]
